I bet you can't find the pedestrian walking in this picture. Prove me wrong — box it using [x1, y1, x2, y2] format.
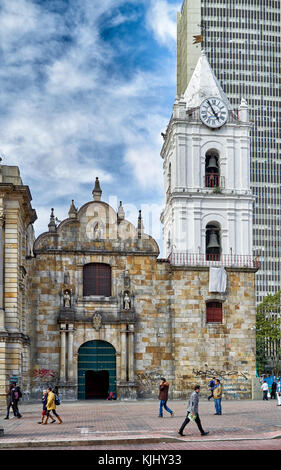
[277, 379, 281, 406]
[178, 385, 209, 437]
[43, 387, 63, 424]
[261, 380, 269, 400]
[158, 377, 174, 418]
[38, 390, 56, 424]
[4, 383, 17, 419]
[208, 377, 216, 401]
[10, 382, 22, 418]
[213, 378, 223, 415]
[271, 380, 277, 399]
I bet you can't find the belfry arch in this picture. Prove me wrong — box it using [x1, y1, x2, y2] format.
[205, 149, 220, 188]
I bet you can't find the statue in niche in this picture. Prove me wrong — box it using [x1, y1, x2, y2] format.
[93, 220, 105, 240]
[63, 289, 71, 308]
[123, 292, 131, 310]
[93, 222, 100, 239]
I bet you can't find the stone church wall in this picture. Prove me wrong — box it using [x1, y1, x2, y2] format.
[0, 172, 257, 403]
[28, 243, 256, 400]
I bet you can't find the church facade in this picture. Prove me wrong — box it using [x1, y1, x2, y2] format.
[0, 53, 258, 404]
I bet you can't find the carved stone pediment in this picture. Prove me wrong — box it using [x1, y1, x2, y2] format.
[92, 312, 102, 330]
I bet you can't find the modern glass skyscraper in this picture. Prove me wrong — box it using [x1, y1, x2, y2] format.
[177, 0, 281, 303]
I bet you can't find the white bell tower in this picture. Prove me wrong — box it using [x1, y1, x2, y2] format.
[161, 51, 254, 266]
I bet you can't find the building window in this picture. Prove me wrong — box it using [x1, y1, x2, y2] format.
[83, 263, 111, 297]
[206, 301, 223, 323]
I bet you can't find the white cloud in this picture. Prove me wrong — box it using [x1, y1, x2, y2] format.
[46, 60, 95, 93]
[146, 0, 180, 48]
[0, 0, 178, 247]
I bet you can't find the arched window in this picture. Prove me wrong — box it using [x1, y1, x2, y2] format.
[206, 301, 223, 323]
[205, 150, 220, 188]
[83, 263, 111, 297]
[206, 223, 221, 261]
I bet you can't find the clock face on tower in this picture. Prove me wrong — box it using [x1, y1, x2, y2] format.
[199, 97, 228, 128]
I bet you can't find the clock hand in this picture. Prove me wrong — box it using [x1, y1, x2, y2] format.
[207, 100, 220, 121]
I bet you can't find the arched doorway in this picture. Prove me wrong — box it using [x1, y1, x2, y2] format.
[78, 340, 116, 400]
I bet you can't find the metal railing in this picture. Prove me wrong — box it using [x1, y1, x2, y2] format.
[168, 252, 260, 269]
[205, 174, 225, 189]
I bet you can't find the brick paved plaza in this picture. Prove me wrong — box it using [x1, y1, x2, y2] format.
[1, 398, 281, 452]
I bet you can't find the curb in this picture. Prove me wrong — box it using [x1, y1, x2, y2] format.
[0, 433, 281, 449]
[0, 436, 179, 449]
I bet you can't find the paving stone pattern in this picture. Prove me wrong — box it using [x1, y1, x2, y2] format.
[1, 399, 281, 450]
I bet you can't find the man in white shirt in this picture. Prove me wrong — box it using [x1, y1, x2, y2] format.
[261, 380, 269, 401]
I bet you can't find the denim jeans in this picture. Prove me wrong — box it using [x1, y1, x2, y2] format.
[214, 398, 222, 415]
[159, 400, 173, 416]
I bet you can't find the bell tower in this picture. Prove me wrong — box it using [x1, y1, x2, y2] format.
[161, 51, 255, 266]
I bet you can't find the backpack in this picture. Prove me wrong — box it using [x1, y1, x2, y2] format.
[17, 387, 22, 399]
[54, 394, 61, 405]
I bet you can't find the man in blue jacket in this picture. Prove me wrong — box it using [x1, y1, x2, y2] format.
[208, 377, 216, 400]
[178, 385, 209, 436]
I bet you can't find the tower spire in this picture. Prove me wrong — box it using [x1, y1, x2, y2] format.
[68, 200, 78, 218]
[183, 52, 232, 111]
[92, 177, 102, 201]
[48, 208, 56, 232]
[117, 201, 125, 222]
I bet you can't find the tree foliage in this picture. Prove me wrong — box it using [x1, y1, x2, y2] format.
[256, 290, 281, 375]
[257, 290, 281, 338]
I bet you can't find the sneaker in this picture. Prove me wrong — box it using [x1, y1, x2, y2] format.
[158, 415, 163, 418]
[178, 431, 185, 436]
[4, 417, 9, 420]
[201, 431, 209, 436]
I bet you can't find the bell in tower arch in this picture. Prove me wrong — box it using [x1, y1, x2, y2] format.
[207, 230, 220, 249]
[206, 225, 221, 261]
[205, 152, 220, 188]
[207, 155, 219, 171]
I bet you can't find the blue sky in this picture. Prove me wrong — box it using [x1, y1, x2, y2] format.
[0, 0, 181, 251]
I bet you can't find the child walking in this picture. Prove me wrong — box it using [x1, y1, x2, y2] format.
[43, 387, 63, 424]
[38, 390, 56, 424]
